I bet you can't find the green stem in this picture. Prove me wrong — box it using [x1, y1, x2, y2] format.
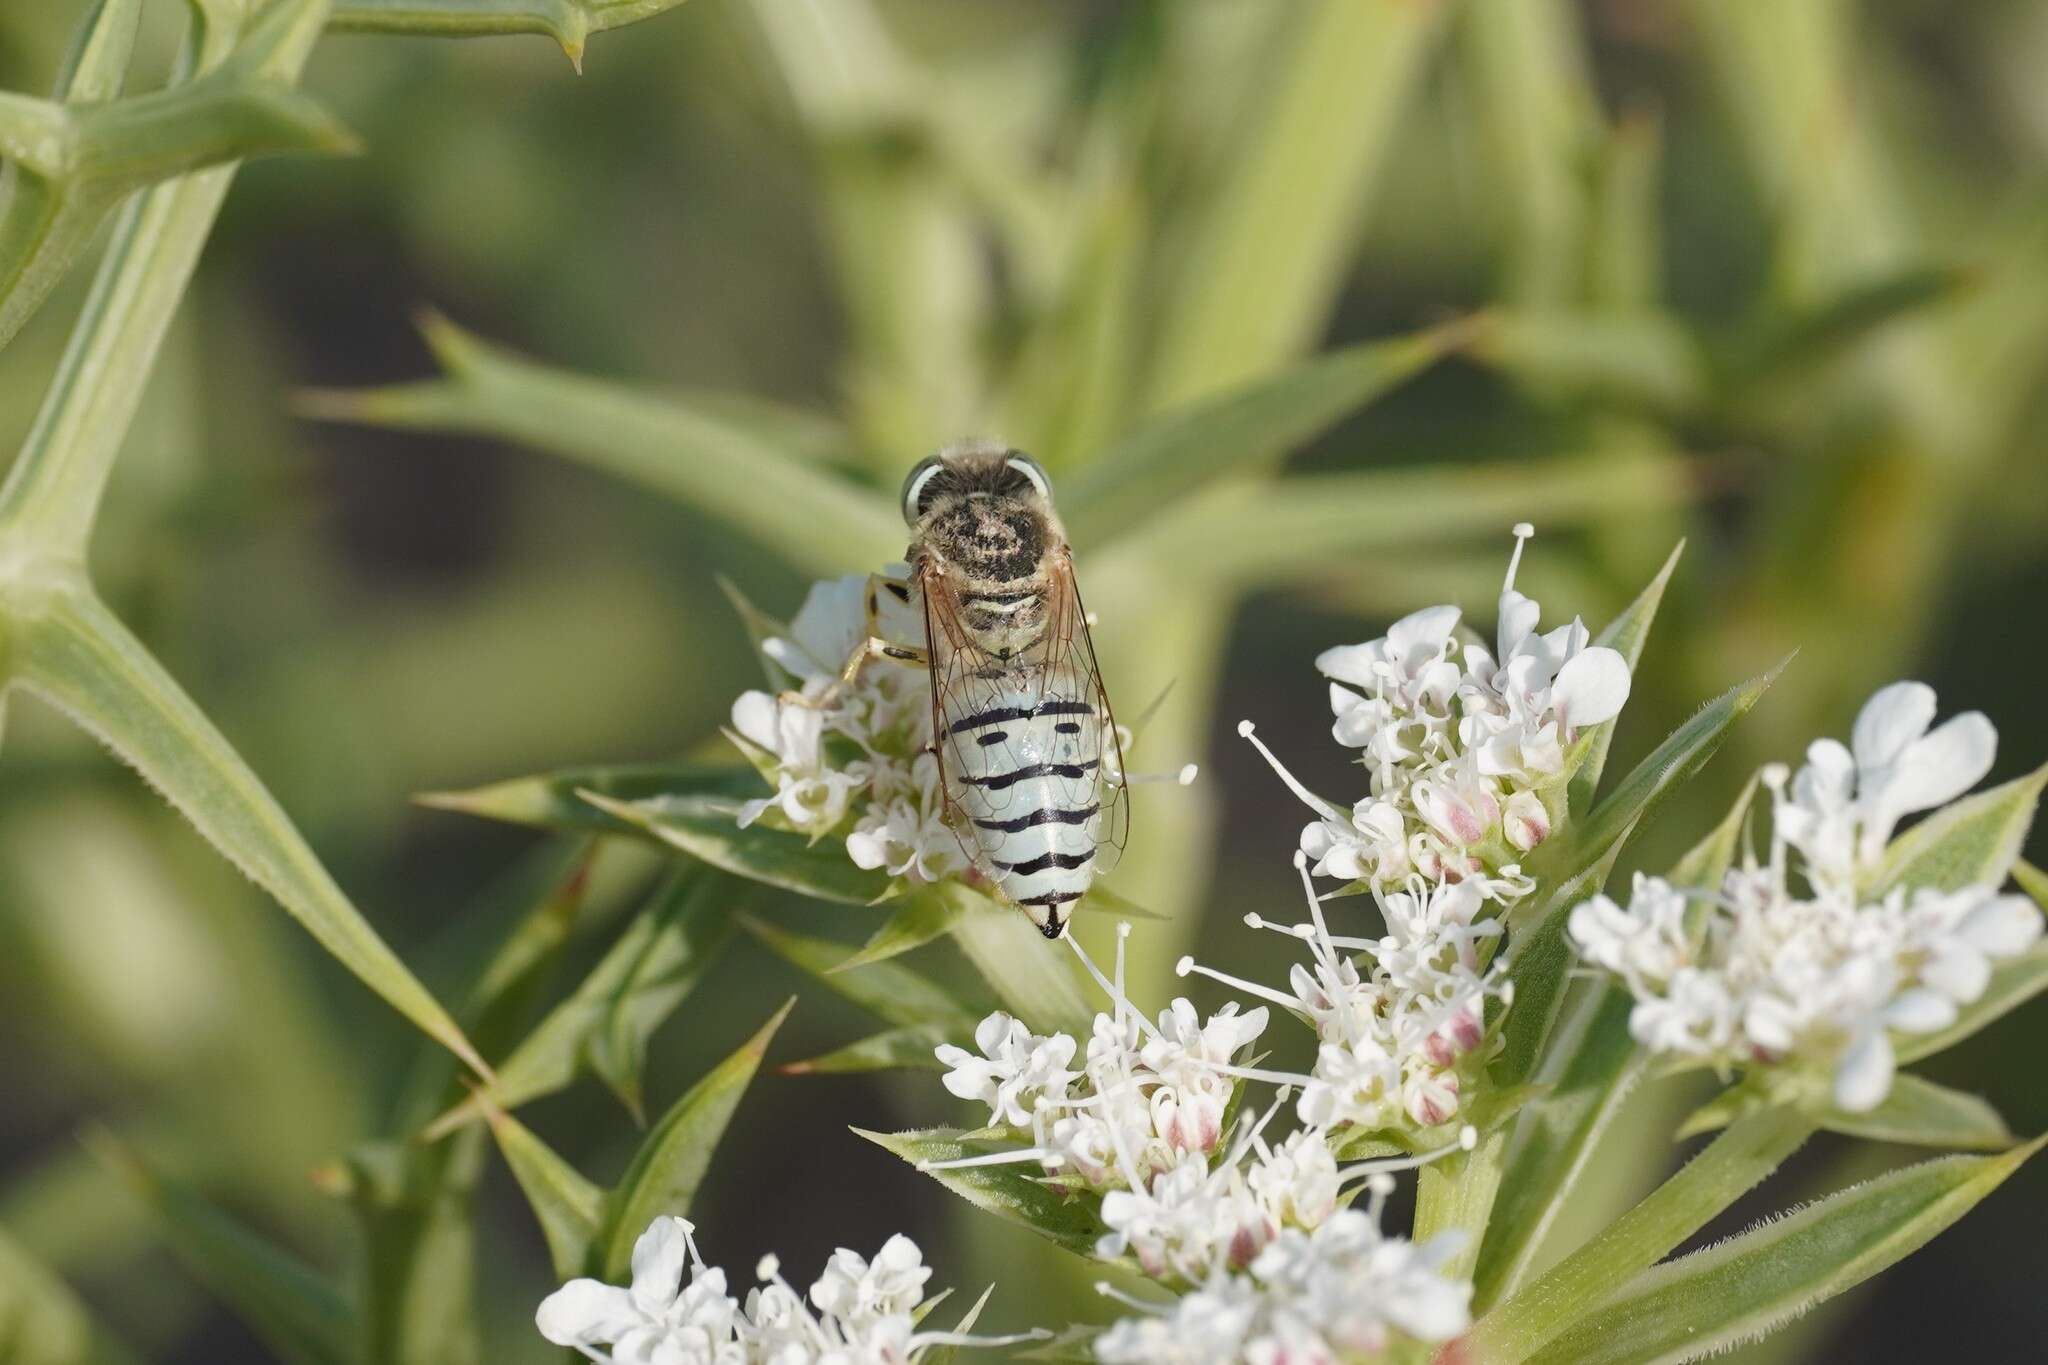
[1461, 1105, 1816, 1365]
[1414, 1127, 1510, 1283]
[0, 0, 325, 559]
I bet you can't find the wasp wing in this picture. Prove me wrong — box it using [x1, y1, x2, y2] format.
[916, 552, 1129, 890]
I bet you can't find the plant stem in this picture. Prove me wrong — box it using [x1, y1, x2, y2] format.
[1415, 1127, 1510, 1283]
[1459, 1105, 1816, 1365]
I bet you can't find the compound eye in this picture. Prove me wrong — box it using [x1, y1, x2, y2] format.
[900, 455, 946, 525]
[1004, 452, 1051, 502]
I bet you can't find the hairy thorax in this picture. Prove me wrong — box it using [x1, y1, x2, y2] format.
[920, 496, 1057, 661]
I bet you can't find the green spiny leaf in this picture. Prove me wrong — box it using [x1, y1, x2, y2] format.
[432, 867, 737, 1131]
[834, 884, 968, 970]
[1567, 539, 1684, 816]
[1064, 322, 1465, 547]
[742, 914, 987, 1029]
[298, 314, 901, 575]
[857, 1127, 1104, 1258]
[1525, 1137, 2045, 1365]
[1466, 1106, 1817, 1365]
[14, 583, 487, 1078]
[0, 1222, 131, 1365]
[781, 1022, 957, 1076]
[578, 789, 894, 905]
[1864, 761, 2048, 899]
[482, 1105, 605, 1281]
[416, 763, 764, 837]
[1536, 658, 1788, 908]
[598, 999, 794, 1279]
[1818, 1074, 2013, 1151]
[1466, 309, 1708, 412]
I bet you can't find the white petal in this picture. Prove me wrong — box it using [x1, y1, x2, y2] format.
[1315, 642, 1385, 688]
[536, 1280, 642, 1345]
[1921, 944, 1991, 1003]
[730, 691, 782, 754]
[1833, 1028, 1895, 1113]
[1851, 682, 1937, 773]
[1957, 895, 2044, 957]
[1882, 988, 1957, 1034]
[1551, 647, 1631, 728]
[1886, 712, 1996, 816]
[628, 1217, 692, 1315]
[1389, 604, 1463, 655]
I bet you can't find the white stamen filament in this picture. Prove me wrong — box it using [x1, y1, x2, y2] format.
[1337, 1126, 1478, 1184]
[919, 1148, 1065, 1171]
[1176, 956, 1304, 1011]
[1504, 522, 1536, 593]
[1237, 720, 1347, 821]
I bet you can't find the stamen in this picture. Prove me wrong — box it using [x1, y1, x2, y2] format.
[1504, 522, 1536, 593]
[918, 1149, 1064, 1171]
[1237, 721, 1347, 821]
[1095, 1282, 1167, 1314]
[1124, 763, 1201, 786]
[1069, 930, 1161, 1042]
[1176, 956, 1303, 1011]
[1338, 1125, 1479, 1184]
[912, 1328, 1056, 1350]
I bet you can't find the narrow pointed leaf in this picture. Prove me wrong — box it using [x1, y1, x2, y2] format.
[1467, 1107, 1817, 1365]
[1864, 761, 2048, 899]
[1568, 540, 1684, 815]
[1107, 454, 1694, 588]
[483, 1107, 605, 1280]
[834, 885, 968, 970]
[1467, 309, 1708, 412]
[579, 789, 893, 905]
[1525, 1138, 2045, 1365]
[17, 586, 485, 1076]
[435, 868, 737, 1130]
[1145, 0, 1448, 407]
[1817, 1074, 2012, 1151]
[93, 1136, 354, 1365]
[1540, 659, 1788, 904]
[782, 1022, 957, 1075]
[330, 0, 700, 66]
[1728, 264, 1973, 392]
[1494, 824, 1635, 1088]
[599, 999, 794, 1278]
[2016, 859, 2048, 907]
[857, 1128, 1104, 1257]
[1064, 323, 1464, 547]
[742, 914, 985, 1028]
[417, 763, 763, 836]
[299, 316, 901, 575]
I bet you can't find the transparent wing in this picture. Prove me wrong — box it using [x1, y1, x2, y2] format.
[917, 551, 1129, 888]
[1044, 547, 1130, 874]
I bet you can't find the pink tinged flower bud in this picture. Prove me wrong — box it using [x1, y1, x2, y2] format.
[1504, 790, 1551, 852]
[1403, 1069, 1460, 1127]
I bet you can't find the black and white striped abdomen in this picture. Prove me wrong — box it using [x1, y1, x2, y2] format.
[944, 676, 1107, 934]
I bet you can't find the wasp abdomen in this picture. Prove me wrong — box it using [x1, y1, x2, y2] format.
[946, 679, 1107, 936]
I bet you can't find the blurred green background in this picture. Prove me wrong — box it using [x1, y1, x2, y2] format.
[3, 1, 2046, 1361]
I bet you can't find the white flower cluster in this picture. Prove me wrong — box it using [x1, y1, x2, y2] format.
[536, 1216, 1038, 1364]
[1250, 525, 1630, 908]
[728, 573, 966, 886]
[1094, 1183, 1471, 1365]
[929, 925, 1478, 1360]
[1569, 682, 2042, 1113]
[1181, 854, 1509, 1136]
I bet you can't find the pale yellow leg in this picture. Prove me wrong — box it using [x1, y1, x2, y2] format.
[784, 574, 925, 709]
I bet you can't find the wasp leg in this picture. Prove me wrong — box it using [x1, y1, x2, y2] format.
[784, 575, 926, 710]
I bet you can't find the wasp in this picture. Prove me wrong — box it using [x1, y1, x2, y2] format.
[824, 442, 1127, 937]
